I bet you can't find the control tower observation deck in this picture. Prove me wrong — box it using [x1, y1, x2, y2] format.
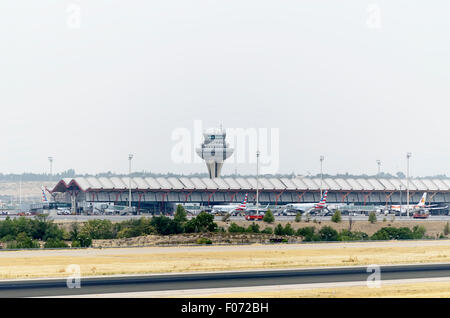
[196, 127, 234, 179]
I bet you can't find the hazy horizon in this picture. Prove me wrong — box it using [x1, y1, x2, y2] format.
[1, 1, 449, 177]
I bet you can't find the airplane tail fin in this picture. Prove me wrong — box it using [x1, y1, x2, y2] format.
[41, 186, 49, 203]
[418, 192, 427, 207]
[314, 190, 328, 209]
[236, 193, 248, 211]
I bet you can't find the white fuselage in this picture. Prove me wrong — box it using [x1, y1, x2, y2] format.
[211, 204, 242, 213]
[283, 203, 322, 212]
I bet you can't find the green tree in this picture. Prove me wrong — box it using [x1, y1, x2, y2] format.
[76, 233, 92, 247]
[318, 226, 338, 241]
[174, 204, 188, 224]
[71, 240, 81, 248]
[371, 227, 416, 240]
[296, 227, 316, 241]
[184, 211, 217, 233]
[44, 239, 68, 248]
[114, 217, 155, 238]
[9, 232, 40, 249]
[263, 209, 275, 223]
[69, 223, 80, 241]
[261, 227, 273, 234]
[368, 212, 377, 224]
[283, 223, 295, 236]
[295, 212, 302, 222]
[331, 210, 342, 223]
[151, 216, 183, 235]
[274, 224, 284, 236]
[412, 225, 426, 239]
[81, 219, 115, 239]
[246, 223, 260, 234]
[338, 229, 369, 241]
[228, 223, 246, 233]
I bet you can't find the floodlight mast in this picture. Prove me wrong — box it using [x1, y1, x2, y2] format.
[406, 152, 412, 217]
[128, 154, 133, 210]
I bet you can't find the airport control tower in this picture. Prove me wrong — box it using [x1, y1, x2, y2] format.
[196, 127, 234, 179]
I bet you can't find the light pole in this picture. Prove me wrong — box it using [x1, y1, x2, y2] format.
[406, 152, 412, 217]
[128, 154, 133, 211]
[376, 160, 381, 175]
[256, 149, 260, 215]
[320, 156, 324, 198]
[48, 157, 53, 181]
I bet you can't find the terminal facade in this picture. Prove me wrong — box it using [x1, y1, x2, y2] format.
[50, 176, 450, 214]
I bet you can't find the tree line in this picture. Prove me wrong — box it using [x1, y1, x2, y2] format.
[0, 204, 437, 249]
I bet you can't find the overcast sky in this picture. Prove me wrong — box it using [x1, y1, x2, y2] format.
[0, 1, 449, 177]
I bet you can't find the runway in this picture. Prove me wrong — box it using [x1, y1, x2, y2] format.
[2, 263, 450, 297]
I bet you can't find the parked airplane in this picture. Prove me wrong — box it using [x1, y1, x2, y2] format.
[211, 194, 248, 215]
[390, 192, 447, 214]
[282, 190, 329, 214]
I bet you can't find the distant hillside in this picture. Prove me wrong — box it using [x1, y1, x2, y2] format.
[0, 170, 447, 182]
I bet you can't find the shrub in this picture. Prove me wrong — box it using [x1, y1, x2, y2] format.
[263, 209, 275, 223]
[7, 232, 40, 249]
[76, 233, 92, 247]
[71, 240, 81, 248]
[412, 225, 426, 239]
[228, 223, 246, 233]
[30, 214, 65, 241]
[295, 213, 302, 222]
[151, 216, 183, 235]
[296, 227, 317, 241]
[117, 227, 137, 239]
[1, 234, 15, 243]
[69, 223, 80, 241]
[184, 212, 217, 233]
[44, 239, 68, 249]
[331, 210, 342, 223]
[81, 219, 115, 239]
[338, 229, 369, 241]
[371, 227, 420, 240]
[283, 224, 295, 236]
[197, 238, 212, 245]
[368, 212, 377, 223]
[246, 223, 260, 234]
[115, 217, 155, 238]
[261, 227, 273, 234]
[318, 226, 338, 241]
[274, 224, 284, 236]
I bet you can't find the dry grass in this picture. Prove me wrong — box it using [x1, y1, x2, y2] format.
[1, 241, 450, 279]
[193, 281, 450, 298]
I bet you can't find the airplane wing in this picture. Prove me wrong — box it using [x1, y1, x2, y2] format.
[425, 206, 448, 210]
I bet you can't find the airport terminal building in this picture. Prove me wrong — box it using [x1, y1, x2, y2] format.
[50, 176, 450, 214]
